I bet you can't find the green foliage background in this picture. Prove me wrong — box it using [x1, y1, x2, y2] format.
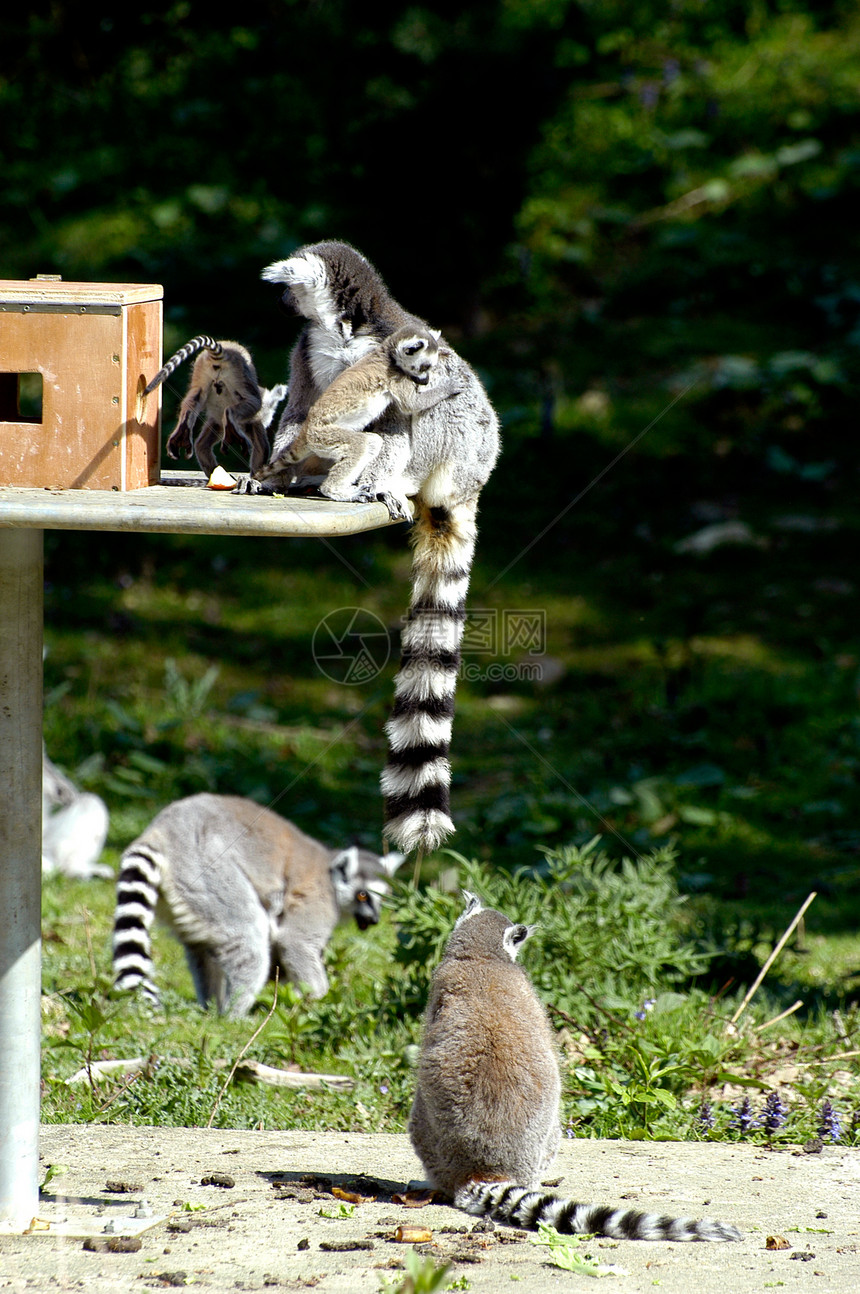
[3, 3, 860, 1132]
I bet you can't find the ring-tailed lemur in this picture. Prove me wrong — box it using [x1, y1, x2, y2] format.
[253, 325, 463, 514]
[42, 750, 111, 879]
[112, 792, 404, 1017]
[256, 242, 501, 854]
[144, 335, 286, 476]
[409, 893, 742, 1243]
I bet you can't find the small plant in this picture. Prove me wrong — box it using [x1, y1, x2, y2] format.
[318, 1201, 356, 1219]
[39, 1164, 69, 1197]
[729, 1096, 758, 1135]
[47, 972, 120, 1100]
[694, 1098, 715, 1134]
[530, 1222, 626, 1276]
[163, 657, 220, 719]
[818, 1099, 842, 1142]
[761, 1091, 788, 1138]
[378, 1249, 452, 1293]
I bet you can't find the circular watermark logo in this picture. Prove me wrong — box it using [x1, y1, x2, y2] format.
[312, 607, 391, 685]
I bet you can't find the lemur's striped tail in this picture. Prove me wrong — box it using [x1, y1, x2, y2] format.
[144, 335, 223, 395]
[112, 844, 162, 1007]
[455, 1182, 742, 1243]
[381, 497, 478, 854]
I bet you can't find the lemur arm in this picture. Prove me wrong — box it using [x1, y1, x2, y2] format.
[391, 371, 464, 415]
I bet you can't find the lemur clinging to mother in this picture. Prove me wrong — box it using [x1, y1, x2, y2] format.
[254, 241, 501, 855]
[255, 324, 463, 512]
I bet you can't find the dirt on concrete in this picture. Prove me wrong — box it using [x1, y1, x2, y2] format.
[0, 1125, 857, 1292]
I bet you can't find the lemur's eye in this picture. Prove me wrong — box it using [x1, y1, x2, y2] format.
[356, 891, 368, 904]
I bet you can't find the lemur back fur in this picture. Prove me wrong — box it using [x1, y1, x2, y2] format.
[259, 241, 500, 854]
[409, 893, 742, 1243]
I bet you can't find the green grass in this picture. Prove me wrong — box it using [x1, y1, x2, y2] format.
[41, 844, 859, 1144]
[39, 407, 860, 1143]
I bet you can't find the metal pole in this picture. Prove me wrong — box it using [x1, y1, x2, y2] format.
[0, 527, 43, 1230]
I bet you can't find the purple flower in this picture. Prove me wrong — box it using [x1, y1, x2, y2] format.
[634, 998, 657, 1021]
[695, 1099, 715, 1131]
[379, 1084, 389, 1096]
[818, 1099, 842, 1143]
[730, 1096, 757, 1134]
[762, 1091, 788, 1136]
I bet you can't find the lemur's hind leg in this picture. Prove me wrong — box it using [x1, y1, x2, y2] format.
[189, 417, 222, 476]
[312, 427, 384, 502]
[224, 409, 270, 474]
[165, 393, 202, 461]
[354, 431, 413, 520]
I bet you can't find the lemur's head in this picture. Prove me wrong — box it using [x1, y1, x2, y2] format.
[391, 326, 443, 385]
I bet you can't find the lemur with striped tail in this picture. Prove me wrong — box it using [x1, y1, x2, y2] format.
[144, 335, 286, 476]
[112, 793, 403, 1017]
[409, 893, 742, 1243]
[255, 241, 500, 855]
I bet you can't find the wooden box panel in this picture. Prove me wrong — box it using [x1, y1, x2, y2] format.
[0, 281, 162, 490]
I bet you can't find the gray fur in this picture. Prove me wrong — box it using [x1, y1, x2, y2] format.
[145, 336, 286, 476]
[410, 894, 742, 1243]
[112, 792, 404, 1017]
[42, 751, 111, 879]
[257, 325, 462, 506]
[256, 241, 501, 854]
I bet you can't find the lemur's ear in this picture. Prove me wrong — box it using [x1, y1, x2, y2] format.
[461, 890, 483, 918]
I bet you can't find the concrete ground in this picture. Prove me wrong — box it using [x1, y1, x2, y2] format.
[0, 1125, 857, 1292]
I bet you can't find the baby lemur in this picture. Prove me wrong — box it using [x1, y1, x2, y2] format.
[144, 335, 286, 476]
[409, 893, 742, 1243]
[112, 793, 403, 1017]
[258, 325, 462, 513]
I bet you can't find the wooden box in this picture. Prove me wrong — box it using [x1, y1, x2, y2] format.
[0, 279, 163, 490]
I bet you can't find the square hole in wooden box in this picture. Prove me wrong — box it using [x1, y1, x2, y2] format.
[0, 280, 163, 490]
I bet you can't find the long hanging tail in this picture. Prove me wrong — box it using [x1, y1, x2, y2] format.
[144, 335, 223, 395]
[455, 1182, 741, 1243]
[381, 497, 478, 854]
[112, 844, 163, 1007]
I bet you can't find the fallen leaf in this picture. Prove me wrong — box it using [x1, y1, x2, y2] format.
[332, 1185, 376, 1205]
[392, 1191, 436, 1208]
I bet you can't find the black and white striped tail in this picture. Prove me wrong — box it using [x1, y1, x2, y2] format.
[381, 498, 478, 854]
[112, 845, 162, 1007]
[144, 335, 223, 395]
[455, 1182, 741, 1243]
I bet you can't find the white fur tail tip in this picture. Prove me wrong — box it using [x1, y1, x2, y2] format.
[383, 807, 455, 855]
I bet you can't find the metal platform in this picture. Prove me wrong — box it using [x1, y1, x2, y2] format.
[0, 474, 406, 1231]
[0, 471, 407, 537]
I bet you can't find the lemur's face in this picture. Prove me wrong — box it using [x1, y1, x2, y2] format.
[398, 335, 438, 384]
